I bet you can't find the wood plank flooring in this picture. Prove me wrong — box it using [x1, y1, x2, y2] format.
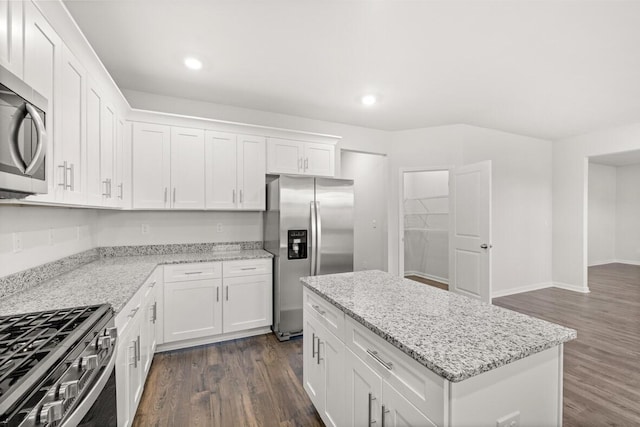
[405, 275, 449, 290]
[134, 263, 639, 426]
[495, 263, 640, 426]
[132, 334, 323, 427]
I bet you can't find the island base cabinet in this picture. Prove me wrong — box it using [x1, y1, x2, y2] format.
[382, 381, 437, 427]
[345, 348, 382, 426]
[303, 310, 344, 427]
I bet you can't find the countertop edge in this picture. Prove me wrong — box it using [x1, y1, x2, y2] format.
[302, 280, 576, 383]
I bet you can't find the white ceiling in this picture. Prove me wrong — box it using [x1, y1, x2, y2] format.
[63, 0, 640, 140]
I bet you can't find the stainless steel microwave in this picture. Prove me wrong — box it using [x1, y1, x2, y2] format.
[0, 64, 48, 199]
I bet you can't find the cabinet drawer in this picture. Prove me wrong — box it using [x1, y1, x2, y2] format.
[223, 259, 272, 278]
[345, 317, 445, 426]
[164, 262, 221, 282]
[303, 288, 345, 341]
[116, 267, 161, 331]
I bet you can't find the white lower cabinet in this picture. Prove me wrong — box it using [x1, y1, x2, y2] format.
[162, 259, 272, 348]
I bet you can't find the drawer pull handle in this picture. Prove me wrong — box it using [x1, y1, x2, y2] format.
[127, 307, 139, 319]
[311, 304, 326, 316]
[148, 280, 156, 288]
[240, 267, 257, 270]
[367, 349, 393, 370]
[184, 271, 203, 275]
[381, 405, 389, 427]
[312, 332, 318, 358]
[316, 338, 322, 364]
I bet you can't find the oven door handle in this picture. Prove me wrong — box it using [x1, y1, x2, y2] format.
[8, 102, 47, 176]
[59, 335, 118, 427]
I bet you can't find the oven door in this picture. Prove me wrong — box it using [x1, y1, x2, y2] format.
[60, 335, 118, 427]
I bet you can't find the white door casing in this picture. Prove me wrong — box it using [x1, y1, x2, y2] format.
[449, 161, 492, 302]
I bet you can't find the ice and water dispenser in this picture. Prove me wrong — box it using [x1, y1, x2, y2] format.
[287, 230, 307, 260]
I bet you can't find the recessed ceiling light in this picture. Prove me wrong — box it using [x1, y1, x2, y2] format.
[361, 94, 377, 106]
[184, 57, 202, 70]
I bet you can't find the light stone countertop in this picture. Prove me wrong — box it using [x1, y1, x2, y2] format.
[301, 270, 577, 382]
[0, 250, 272, 316]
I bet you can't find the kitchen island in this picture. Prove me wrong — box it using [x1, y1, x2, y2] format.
[301, 270, 576, 427]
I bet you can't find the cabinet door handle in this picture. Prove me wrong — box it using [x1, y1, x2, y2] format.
[137, 335, 141, 362]
[108, 179, 112, 198]
[58, 161, 67, 189]
[304, 157, 308, 171]
[118, 183, 123, 199]
[368, 393, 377, 426]
[312, 332, 318, 358]
[239, 189, 243, 203]
[240, 267, 257, 271]
[173, 187, 176, 205]
[152, 302, 157, 323]
[366, 349, 393, 370]
[184, 271, 203, 275]
[102, 179, 110, 197]
[226, 286, 229, 301]
[298, 157, 303, 171]
[217, 286, 220, 302]
[129, 340, 137, 368]
[164, 187, 168, 205]
[311, 304, 326, 316]
[381, 405, 389, 427]
[128, 307, 139, 319]
[232, 189, 236, 203]
[68, 163, 74, 191]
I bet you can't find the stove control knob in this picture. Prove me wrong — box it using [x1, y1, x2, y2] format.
[106, 327, 118, 340]
[39, 400, 64, 424]
[81, 355, 99, 371]
[98, 335, 112, 349]
[59, 380, 79, 400]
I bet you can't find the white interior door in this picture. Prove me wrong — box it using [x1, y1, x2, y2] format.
[449, 161, 492, 302]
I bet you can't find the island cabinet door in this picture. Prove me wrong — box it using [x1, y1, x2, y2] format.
[381, 381, 437, 427]
[345, 349, 382, 426]
[318, 325, 345, 427]
[303, 314, 324, 408]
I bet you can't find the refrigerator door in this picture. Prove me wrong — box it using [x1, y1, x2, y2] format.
[315, 178, 354, 275]
[274, 176, 315, 338]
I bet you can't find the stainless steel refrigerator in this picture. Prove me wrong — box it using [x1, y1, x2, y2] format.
[264, 175, 354, 341]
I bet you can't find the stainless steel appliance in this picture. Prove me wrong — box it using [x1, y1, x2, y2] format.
[0, 64, 48, 199]
[264, 175, 354, 341]
[0, 305, 117, 427]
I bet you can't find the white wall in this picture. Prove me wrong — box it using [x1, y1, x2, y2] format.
[615, 164, 640, 264]
[0, 206, 96, 277]
[389, 124, 553, 297]
[553, 123, 640, 291]
[340, 151, 388, 272]
[94, 211, 263, 247]
[587, 163, 617, 266]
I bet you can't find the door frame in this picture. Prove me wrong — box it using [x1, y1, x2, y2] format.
[398, 166, 452, 279]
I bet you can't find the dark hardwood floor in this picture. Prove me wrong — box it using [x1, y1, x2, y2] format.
[134, 263, 639, 426]
[495, 263, 640, 426]
[405, 275, 449, 290]
[133, 334, 323, 427]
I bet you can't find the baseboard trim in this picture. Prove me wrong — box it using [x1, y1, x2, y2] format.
[156, 326, 272, 353]
[588, 259, 618, 267]
[553, 282, 590, 293]
[612, 259, 640, 266]
[492, 282, 554, 298]
[404, 270, 449, 285]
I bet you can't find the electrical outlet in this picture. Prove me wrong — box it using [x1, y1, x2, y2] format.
[48, 229, 54, 245]
[141, 224, 150, 234]
[496, 411, 520, 427]
[372, 219, 377, 229]
[216, 223, 223, 233]
[12, 232, 22, 253]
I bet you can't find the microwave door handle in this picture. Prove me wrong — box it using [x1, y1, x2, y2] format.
[7, 102, 28, 173]
[24, 103, 47, 176]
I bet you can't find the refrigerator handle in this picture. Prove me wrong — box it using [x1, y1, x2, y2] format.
[310, 201, 317, 275]
[316, 201, 322, 275]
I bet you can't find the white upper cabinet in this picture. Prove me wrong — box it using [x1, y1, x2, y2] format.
[0, 0, 24, 77]
[57, 44, 86, 204]
[114, 118, 126, 206]
[170, 127, 205, 209]
[237, 135, 266, 210]
[100, 102, 116, 206]
[205, 131, 266, 211]
[132, 122, 171, 209]
[204, 131, 237, 210]
[85, 78, 103, 206]
[267, 138, 335, 177]
[23, 1, 60, 202]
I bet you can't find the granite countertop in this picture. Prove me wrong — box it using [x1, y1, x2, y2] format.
[301, 270, 577, 383]
[0, 249, 272, 316]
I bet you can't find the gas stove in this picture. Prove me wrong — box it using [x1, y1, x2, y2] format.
[0, 305, 116, 427]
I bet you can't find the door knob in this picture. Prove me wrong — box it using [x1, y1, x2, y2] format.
[480, 243, 492, 249]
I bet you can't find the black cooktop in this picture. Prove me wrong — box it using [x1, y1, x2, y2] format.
[0, 305, 111, 426]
